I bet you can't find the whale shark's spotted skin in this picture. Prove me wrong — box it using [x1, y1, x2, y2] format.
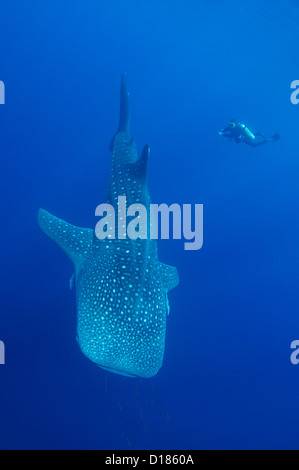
[38, 76, 179, 378]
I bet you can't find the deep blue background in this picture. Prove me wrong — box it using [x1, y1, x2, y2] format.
[1, 0, 299, 450]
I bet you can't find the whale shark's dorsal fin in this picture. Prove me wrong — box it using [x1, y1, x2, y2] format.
[126, 144, 150, 182]
[137, 144, 150, 180]
[38, 208, 94, 268]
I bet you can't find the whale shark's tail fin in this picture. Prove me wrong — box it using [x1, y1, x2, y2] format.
[109, 75, 131, 151]
[38, 209, 94, 268]
[118, 74, 130, 133]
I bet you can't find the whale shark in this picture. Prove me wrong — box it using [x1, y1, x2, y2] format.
[38, 76, 179, 378]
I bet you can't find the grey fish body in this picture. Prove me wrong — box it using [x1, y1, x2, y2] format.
[38, 76, 179, 378]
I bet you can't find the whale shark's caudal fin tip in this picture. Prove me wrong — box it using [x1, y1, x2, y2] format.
[118, 74, 130, 134]
[109, 75, 131, 151]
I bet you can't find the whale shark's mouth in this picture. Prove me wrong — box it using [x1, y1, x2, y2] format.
[97, 364, 138, 378]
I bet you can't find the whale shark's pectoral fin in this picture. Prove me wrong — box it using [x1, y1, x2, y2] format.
[157, 262, 179, 291]
[38, 208, 94, 268]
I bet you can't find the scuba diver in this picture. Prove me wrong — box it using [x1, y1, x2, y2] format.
[218, 120, 280, 147]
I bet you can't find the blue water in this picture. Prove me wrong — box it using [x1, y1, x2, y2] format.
[1, 0, 299, 450]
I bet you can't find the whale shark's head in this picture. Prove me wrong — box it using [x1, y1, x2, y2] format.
[76, 244, 170, 378]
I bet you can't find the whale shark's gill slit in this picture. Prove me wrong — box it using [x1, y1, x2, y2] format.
[38, 76, 179, 378]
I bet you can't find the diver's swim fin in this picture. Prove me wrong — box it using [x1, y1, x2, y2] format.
[270, 134, 280, 142]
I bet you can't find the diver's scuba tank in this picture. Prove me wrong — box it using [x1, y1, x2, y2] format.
[240, 123, 255, 140]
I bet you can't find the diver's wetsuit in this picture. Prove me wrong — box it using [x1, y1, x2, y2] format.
[219, 122, 280, 147]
